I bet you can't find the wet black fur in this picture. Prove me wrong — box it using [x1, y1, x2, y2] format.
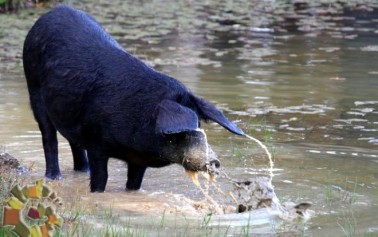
[23, 5, 244, 192]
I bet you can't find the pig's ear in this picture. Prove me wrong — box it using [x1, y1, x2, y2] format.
[156, 99, 199, 134]
[193, 96, 245, 136]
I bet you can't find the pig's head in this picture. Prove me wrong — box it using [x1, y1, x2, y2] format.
[155, 97, 244, 172]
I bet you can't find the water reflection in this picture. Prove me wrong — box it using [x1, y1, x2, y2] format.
[0, 1, 378, 236]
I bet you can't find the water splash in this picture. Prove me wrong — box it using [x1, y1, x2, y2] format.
[186, 170, 224, 214]
[185, 130, 275, 214]
[186, 133, 275, 214]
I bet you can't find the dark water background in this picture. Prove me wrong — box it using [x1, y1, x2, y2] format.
[0, 1, 377, 236]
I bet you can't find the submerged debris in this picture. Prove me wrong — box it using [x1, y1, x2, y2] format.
[0, 152, 20, 169]
[228, 176, 313, 221]
[187, 170, 313, 222]
[0, 153, 29, 174]
[230, 176, 279, 212]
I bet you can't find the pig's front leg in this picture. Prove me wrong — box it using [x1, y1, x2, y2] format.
[126, 164, 147, 191]
[69, 142, 89, 172]
[87, 146, 109, 192]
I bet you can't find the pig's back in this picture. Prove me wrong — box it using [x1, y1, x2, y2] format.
[24, 5, 149, 85]
[23, 5, 191, 146]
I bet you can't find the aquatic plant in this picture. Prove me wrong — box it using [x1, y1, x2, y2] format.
[324, 178, 358, 205]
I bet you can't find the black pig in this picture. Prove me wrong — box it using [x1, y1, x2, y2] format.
[23, 5, 244, 192]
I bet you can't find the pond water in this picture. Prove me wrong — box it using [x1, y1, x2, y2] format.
[1, 1, 378, 236]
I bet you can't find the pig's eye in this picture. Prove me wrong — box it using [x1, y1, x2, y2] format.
[165, 132, 186, 144]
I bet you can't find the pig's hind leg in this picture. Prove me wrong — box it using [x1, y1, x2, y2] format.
[126, 164, 147, 191]
[69, 142, 89, 172]
[28, 89, 62, 180]
[87, 146, 109, 192]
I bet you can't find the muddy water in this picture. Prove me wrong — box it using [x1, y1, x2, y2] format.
[1, 1, 378, 236]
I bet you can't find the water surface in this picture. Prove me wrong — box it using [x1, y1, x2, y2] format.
[0, 1, 377, 236]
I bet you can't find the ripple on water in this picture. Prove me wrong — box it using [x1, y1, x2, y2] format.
[244, 104, 335, 116]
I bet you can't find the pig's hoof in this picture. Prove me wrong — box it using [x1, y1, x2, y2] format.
[74, 167, 90, 173]
[125, 187, 141, 192]
[90, 185, 106, 193]
[126, 182, 142, 191]
[45, 171, 62, 180]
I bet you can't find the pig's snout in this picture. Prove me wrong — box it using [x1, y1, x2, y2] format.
[207, 147, 220, 169]
[183, 144, 221, 173]
[205, 148, 220, 175]
[209, 158, 220, 169]
[164, 129, 222, 173]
